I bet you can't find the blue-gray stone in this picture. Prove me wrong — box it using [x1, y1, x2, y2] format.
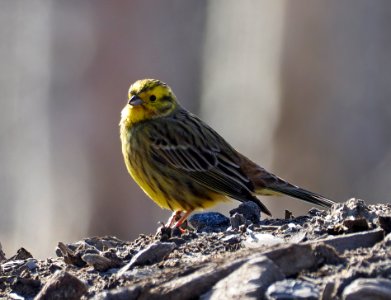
[188, 212, 230, 232]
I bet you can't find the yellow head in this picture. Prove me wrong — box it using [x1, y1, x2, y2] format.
[121, 79, 178, 126]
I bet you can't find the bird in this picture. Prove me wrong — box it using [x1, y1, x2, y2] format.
[120, 79, 335, 228]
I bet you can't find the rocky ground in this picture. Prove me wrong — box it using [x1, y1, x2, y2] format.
[1, 198, 391, 300]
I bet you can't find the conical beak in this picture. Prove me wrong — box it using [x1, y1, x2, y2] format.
[128, 95, 143, 106]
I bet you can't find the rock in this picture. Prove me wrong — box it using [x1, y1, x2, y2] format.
[35, 271, 87, 300]
[25, 258, 38, 270]
[309, 228, 385, 254]
[1, 260, 26, 273]
[230, 201, 261, 225]
[83, 236, 127, 251]
[82, 253, 122, 272]
[266, 279, 319, 300]
[0, 257, 41, 276]
[342, 217, 369, 232]
[285, 210, 294, 219]
[202, 256, 284, 300]
[308, 207, 324, 216]
[342, 278, 391, 300]
[263, 244, 318, 277]
[56, 242, 86, 267]
[142, 258, 248, 300]
[288, 231, 307, 243]
[9, 248, 33, 261]
[118, 242, 176, 275]
[0, 242, 6, 262]
[93, 286, 142, 300]
[312, 244, 343, 266]
[384, 233, 391, 246]
[331, 259, 391, 298]
[378, 215, 391, 234]
[10, 276, 41, 298]
[188, 212, 230, 232]
[321, 281, 336, 300]
[9, 293, 25, 299]
[243, 232, 284, 248]
[229, 213, 248, 230]
[221, 234, 241, 244]
[168, 237, 187, 246]
[329, 198, 377, 225]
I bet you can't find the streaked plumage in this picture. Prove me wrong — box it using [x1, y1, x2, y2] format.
[120, 79, 334, 227]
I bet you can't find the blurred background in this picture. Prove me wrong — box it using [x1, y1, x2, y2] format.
[1, 1, 391, 258]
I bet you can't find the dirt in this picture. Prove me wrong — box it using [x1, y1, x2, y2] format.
[1, 198, 390, 299]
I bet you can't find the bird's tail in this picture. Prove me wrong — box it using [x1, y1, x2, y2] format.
[265, 181, 335, 208]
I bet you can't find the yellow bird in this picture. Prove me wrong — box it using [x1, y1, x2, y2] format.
[120, 79, 334, 228]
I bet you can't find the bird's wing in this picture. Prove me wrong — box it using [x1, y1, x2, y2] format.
[147, 112, 255, 201]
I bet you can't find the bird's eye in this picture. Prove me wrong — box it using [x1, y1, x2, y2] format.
[149, 95, 157, 102]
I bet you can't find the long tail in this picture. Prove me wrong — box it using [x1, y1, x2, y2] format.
[266, 181, 335, 208]
[237, 154, 335, 211]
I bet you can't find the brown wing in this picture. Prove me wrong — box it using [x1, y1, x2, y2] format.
[146, 109, 272, 215]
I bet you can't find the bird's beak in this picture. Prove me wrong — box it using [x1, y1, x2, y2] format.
[128, 95, 143, 106]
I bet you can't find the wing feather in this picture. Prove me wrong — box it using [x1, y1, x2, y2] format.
[147, 111, 255, 199]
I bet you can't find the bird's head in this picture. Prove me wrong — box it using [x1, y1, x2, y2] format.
[121, 79, 178, 126]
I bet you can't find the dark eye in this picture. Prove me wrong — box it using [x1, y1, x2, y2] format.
[149, 95, 156, 102]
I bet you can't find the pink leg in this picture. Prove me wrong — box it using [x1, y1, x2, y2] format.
[166, 210, 183, 227]
[173, 210, 193, 228]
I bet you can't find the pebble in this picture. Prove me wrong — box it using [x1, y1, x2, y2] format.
[25, 258, 38, 270]
[118, 242, 176, 276]
[229, 213, 248, 230]
[82, 253, 122, 272]
[230, 201, 261, 225]
[342, 278, 391, 300]
[266, 279, 319, 300]
[188, 212, 230, 232]
[35, 270, 87, 300]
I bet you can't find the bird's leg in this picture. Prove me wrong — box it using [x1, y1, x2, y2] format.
[173, 210, 193, 228]
[166, 210, 183, 227]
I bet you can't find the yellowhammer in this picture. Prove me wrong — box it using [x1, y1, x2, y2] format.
[120, 79, 334, 228]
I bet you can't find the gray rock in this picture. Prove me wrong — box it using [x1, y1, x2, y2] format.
[56, 242, 86, 267]
[263, 244, 318, 277]
[35, 270, 87, 300]
[82, 253, 122, 272]
[202, 256, 284, 300]
[10, 248, 33, 260]
[118, 242, 176, 275]
[288, 231, 307, 243]
[230, 201, 261, 225]
[0, 242, 6, 262]
[221, 234, 241, 244]
[188, 212, 230, 232]
[142, 258, 249, 300]
[266, 279, 319, 300]
[308, 228, 384, 254]
[229, 213, 248, 230]
[342, 278, 391, 300]
[93, 286, 142, 300]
